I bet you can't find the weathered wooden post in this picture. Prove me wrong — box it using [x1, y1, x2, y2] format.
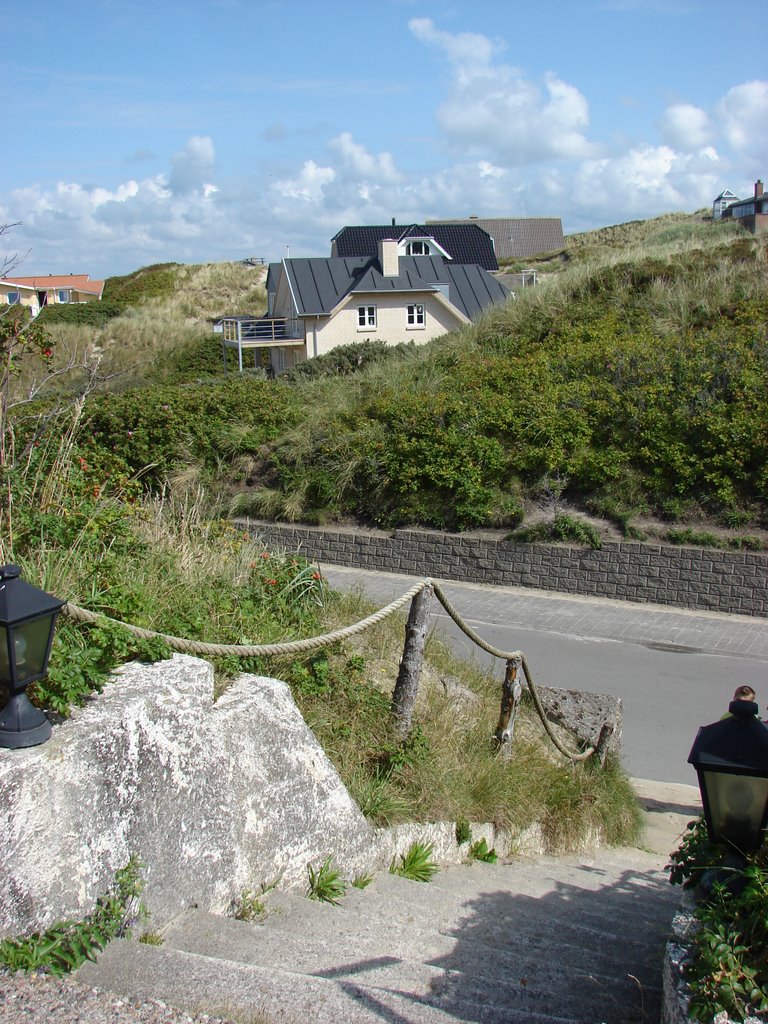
[391, 584, 434, 737]
[493, 658, 523, 760]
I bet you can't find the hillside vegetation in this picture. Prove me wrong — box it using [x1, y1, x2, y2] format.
[31, 260, 267, 389]
[72, 214, 768, 543]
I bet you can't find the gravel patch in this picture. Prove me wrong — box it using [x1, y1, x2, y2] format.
[0, 972, 244, 1024]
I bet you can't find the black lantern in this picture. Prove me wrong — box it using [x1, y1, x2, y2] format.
[0, 565, 65, 749]
[688, 701, 768, 852]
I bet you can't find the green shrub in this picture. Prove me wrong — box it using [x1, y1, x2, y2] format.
[161, 334, 240, 379]
[282, 339, 412, 381]
[83, 377, 304, 488]
[38, 302, 122, 326]
[390, 841, 439, 882]
[468, 838, 498, 863]
[455, 818, 472, 845]
[510, 514, 602, 549]
[669, 818, 768, 1022]
[102, 264, 182, 308]
[0, 858, 144, 976]
[306, 857, 347, 905]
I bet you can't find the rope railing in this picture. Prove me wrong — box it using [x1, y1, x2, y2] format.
[62, 575, 595, 763]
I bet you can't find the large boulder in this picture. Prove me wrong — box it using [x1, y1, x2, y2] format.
[0, 655, 376, 935]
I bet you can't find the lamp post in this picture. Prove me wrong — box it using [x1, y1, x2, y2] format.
[0, 565, 65, 749]
[688, 701, 768, 853]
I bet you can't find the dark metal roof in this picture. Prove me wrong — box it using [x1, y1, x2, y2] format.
[330, 223, 498, 271]
[426, 217, 565, 261]
[281, 254, 508, 321]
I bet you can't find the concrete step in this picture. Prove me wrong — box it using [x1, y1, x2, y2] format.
[162, 908, 660, 1015]
[224, 884, 669, 988]
[76, 938, 592, 1024]
[75, 845, 678, 1024]
[250, 859, 675, 960]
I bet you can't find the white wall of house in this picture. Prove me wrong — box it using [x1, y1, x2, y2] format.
[313, 291, 463, 355]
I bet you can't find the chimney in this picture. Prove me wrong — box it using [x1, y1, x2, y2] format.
[378, 238, 399, 277]
[391, 217, 396, 226]
[755, 179, 764, 198]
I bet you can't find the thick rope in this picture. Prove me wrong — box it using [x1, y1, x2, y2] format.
[431, 581, 594, 762]
[62, 574, 594, 762]
[62, 577, 430, 658]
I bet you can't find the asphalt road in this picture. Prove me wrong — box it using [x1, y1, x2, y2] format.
[320, 565, 768, 786]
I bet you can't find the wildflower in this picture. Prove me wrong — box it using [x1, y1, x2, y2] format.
[261, 552, 270, 559]
[127, 431, 133, 437]
[266, 579, 278, 585]
[312, 572, 322, 580]
[42, 347, 53, 358]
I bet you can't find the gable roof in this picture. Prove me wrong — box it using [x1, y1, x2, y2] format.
[331, 223, 499, 271]
[3, 274, 105, 297]
[426, 217, 565, 261]
[714, 189, 739, 202]
[281, 254, 508, 321]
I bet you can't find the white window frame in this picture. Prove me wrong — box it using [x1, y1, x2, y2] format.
[407, 303, 426, 329]
[357, 305, 377, 330]
[57, 289, 72, 303]
[6, 291, 20, 305]
[406, 241, 430, 256]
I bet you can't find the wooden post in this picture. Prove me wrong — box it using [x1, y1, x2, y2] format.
[493, 658, 522, 760]
[391, 585, 434, 737]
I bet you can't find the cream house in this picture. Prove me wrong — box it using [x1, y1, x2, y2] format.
[0, 274, 105, 318]
[219, 239, 509, 375]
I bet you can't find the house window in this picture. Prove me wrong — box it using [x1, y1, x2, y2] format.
[6, 292, 20, 305]
[357, 305, 377, 329]
[57, 289, 72, 303]
[406, 241, 430, 256]
[407, 303, 425, 328]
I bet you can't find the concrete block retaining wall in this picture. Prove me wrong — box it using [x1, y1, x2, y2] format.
[239, 520, 768, 617]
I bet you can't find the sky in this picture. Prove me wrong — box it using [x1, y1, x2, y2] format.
[1, 0, 766, 278]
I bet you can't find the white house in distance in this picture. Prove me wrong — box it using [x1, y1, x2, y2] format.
[0, 274, 105, 318]
[712, 189, 740, 220]
[218, 239, 509, 375]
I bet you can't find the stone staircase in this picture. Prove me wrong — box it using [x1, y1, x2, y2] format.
[76, 844, 679, 1024]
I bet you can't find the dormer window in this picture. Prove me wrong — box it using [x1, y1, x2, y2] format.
[405, 241, 430, 256]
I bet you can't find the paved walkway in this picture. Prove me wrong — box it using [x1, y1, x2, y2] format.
[321, 564, 768, 661]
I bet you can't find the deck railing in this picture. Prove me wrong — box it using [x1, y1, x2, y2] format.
[221, 317, 304, 344]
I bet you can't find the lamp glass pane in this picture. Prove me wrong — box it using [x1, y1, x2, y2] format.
[0, 625, 9, 684]
[12, 616, 55, 685]
[703, 769, 768, 849]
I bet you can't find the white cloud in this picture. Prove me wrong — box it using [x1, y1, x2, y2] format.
[328, 133, 400, 184]
[567, 144, 721, 222]
[2, 33, 768, 279]
[409, 18, 597, 164]
[169, 135, 216, 194]
[659, 103, 712, 151]
[718, 81, 768, 155]
[273, 160, 336, 202]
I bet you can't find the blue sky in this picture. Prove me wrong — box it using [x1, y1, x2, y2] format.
[2, 0, 766, 277]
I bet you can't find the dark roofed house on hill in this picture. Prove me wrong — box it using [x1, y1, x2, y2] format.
[331, 222, 499, 271]
[218, 239, 509, 377]
[718, 180, 768, 235]
[426, 217, 565, 262]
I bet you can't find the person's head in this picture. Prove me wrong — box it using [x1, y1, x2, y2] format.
[733, 685, 756, 702]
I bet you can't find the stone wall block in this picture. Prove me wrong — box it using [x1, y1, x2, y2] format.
[241, 520, 768, 616]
